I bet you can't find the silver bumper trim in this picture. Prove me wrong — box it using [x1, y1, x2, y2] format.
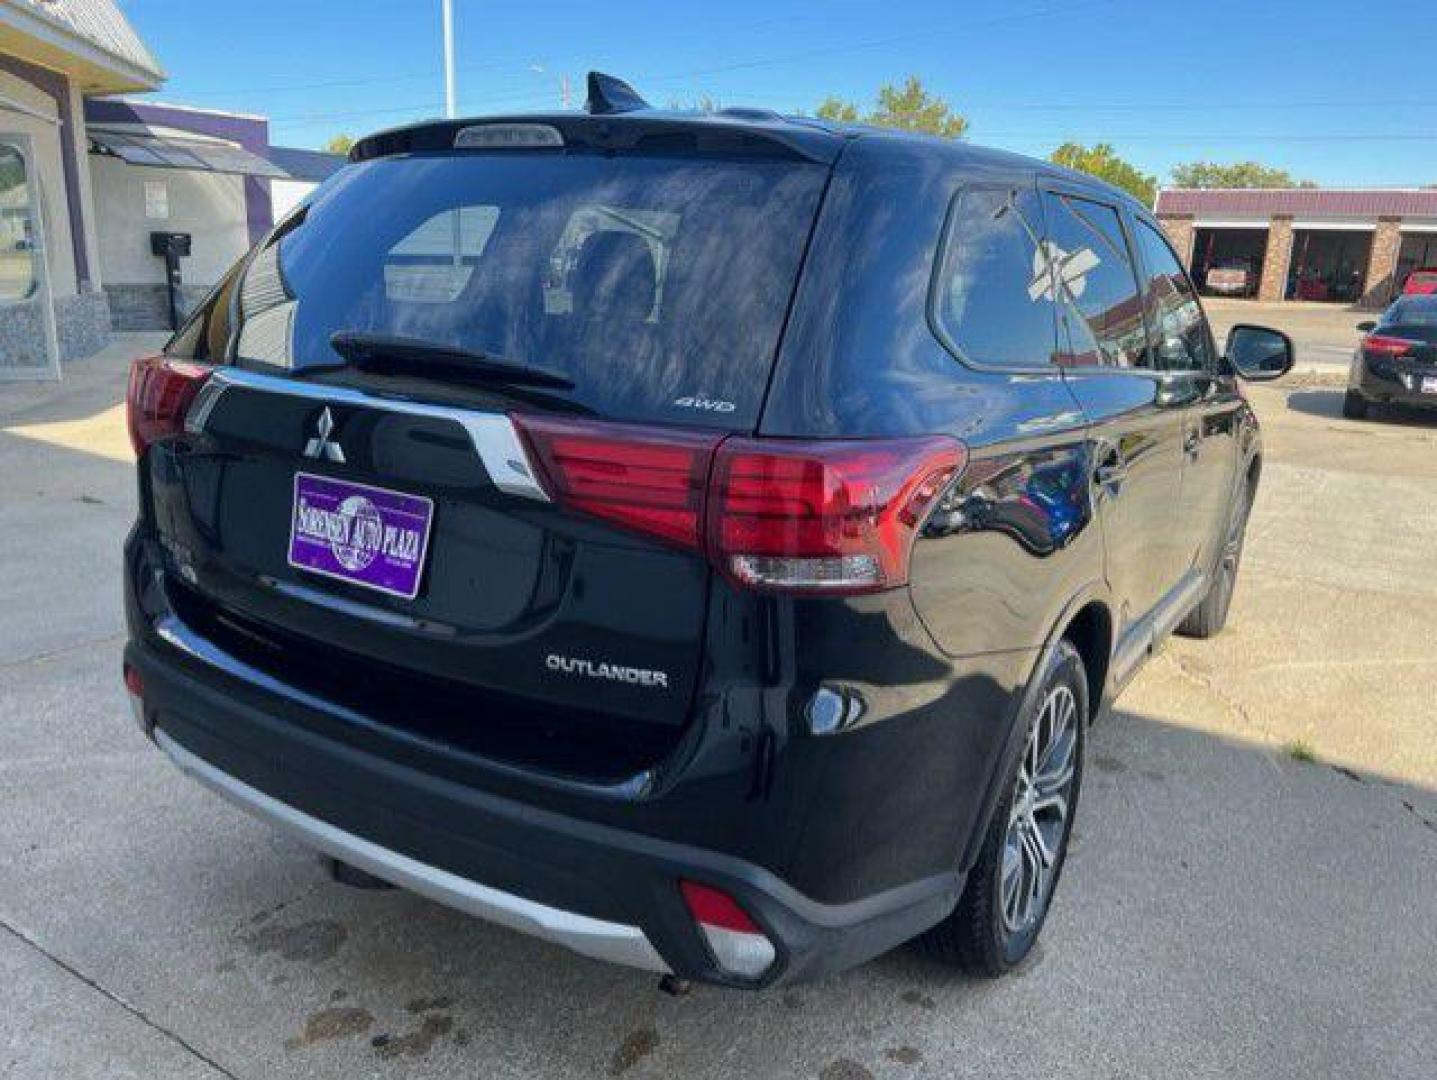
[154, 729, 670, 974]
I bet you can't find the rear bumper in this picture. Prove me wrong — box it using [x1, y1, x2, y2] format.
[154, 728, 668, 972]
[1353, 358, 1437, 408]
[125, 620, 961, 988]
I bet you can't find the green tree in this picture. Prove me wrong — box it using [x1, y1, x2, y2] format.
[1050, 142, 1157, 205]
[816, 77, 967, 139]
[1170, 161, 1316, 189]
[815, 96, 859, 124]
[323, 134, 355, 155]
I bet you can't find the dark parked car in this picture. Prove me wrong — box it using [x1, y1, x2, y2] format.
[1345, 294, 1437, 418]
[122, 74, 1292, 988]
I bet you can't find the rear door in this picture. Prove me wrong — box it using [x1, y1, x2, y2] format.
[154, 139, 831, 756]
[1039, 186, 1188, 641]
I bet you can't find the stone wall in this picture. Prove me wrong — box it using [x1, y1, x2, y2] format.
[1359, 217, 1402, 310]
[105, 282, 206, 332]
[1158, 215, 1195, 269]
[0, 298, 48, 375]
[0, 291, 111, 375]
[55, 291, 111, 361]
[1258, 216, 1294, 302]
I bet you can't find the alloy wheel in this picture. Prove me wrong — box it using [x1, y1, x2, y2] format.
[1000, 683, 1078, 936]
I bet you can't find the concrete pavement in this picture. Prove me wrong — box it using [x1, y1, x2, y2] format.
[1, 339, 1433, 1079]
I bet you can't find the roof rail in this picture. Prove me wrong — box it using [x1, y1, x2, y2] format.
[585, 72, 649, 115]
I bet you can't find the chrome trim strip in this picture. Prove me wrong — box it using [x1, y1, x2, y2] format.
[155, 728, 670, 974]
[192, 367, 550, 502]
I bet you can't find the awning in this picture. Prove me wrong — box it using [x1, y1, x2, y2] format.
[89, 128, 289, 179]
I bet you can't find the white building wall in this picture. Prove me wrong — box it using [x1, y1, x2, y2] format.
[90, 155, 251, 329]
[90, 155, 249, 287]
[269, 176, 316, 222]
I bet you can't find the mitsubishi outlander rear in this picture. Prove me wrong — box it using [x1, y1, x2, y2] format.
[122, 74, 1292, 988]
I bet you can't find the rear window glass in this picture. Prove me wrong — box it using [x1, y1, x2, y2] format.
[217, 151, 828, 428]
[1385, 297, 1437, 337]
[932, 186, 1056, 369]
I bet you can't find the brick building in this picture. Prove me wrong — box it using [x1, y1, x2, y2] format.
[1155, 188, 1437, 310]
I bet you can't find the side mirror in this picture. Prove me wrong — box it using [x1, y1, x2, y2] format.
[1225, 324, 1294, 382]
[1356, 320, 1377, 333]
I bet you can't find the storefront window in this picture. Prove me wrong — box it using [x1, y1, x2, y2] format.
[0, 146, 38, 302]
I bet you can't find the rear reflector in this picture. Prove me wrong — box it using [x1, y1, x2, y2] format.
[122, 663, 146, 733]
[515, 415, 965, 595]
[679, 880, 776, 979]
[126, 355, 213, 455]
[1363, 334, 1421, 357]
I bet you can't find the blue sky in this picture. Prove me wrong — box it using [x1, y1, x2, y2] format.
[120, 0, 1435, 187]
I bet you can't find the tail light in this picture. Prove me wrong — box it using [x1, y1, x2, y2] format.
[515, 415, 721, 549]
[709, 437, 964, 593]
[679, 880, 775, 979]
[126, 355, 213, 455]
[515, 416, 965, 596]
[1362, 334, 1420, 357]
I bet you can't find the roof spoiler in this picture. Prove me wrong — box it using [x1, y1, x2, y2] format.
[585, 72, 649, 115]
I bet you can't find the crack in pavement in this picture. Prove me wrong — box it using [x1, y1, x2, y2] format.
[1157, 650, 1437, 837]
[0, 916, 240, 1079]
[0, 633, 125, 673]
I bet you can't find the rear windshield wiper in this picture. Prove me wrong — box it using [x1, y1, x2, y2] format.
[326, 331, 575, 390]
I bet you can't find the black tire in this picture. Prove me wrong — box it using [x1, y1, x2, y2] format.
[1342, 390, 1369, 420]
[921, 640, 1087, 976]
[1176, 479, 1254, 639]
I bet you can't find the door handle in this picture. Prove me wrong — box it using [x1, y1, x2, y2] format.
[1092, 443, 1128, 492]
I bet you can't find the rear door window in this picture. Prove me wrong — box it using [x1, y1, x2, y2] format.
[1040, 192, 1146, 368]
[225, 151, 829, 429]
[932, 186, 1056, 369]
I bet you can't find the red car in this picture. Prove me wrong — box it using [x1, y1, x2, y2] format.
[1401, 267, 1437, 295]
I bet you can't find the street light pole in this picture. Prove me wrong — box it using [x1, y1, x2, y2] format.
[442, 0, 457, 119]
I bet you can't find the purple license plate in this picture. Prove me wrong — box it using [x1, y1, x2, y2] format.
[288, 472, 434, 600]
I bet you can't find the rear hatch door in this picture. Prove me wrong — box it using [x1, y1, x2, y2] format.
[152, 126, 831, 771]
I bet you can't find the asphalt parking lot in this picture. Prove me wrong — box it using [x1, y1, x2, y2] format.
[2, 328, 1434, 1080]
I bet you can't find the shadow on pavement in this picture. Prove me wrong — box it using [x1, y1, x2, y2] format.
[1286, 387, 1437, 427]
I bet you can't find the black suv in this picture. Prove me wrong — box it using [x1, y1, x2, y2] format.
[122, 75, 1292, 988]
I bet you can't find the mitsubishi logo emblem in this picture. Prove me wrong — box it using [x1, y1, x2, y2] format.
[303, 406, 346, 463]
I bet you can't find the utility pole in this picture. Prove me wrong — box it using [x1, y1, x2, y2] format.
[442, 0, 457, 118]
